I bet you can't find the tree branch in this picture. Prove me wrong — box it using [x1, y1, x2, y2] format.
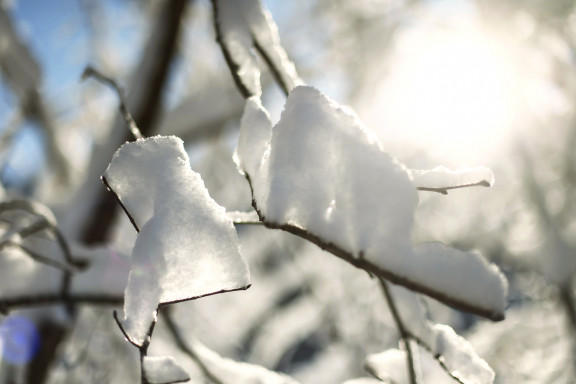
[252, 35, 290, 96]
[0, 293, 122, 310]
[210, 0, 255, 99]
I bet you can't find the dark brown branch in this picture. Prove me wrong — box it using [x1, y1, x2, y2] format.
[101, 176, 140, 232]
[252, 36, 290, 96]
[210, 0, 254, 98]
[378, 279, 419, 384]
[0, 294, 123, 309]
[243, 173, 503, 321]
[113, 309, 143, 348]
[417, 180, 491, 195]
[114, 308, 161, 384]
[82, 66, 143, 140]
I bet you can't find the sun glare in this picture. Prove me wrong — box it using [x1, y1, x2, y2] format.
[366, 22, 518, 165]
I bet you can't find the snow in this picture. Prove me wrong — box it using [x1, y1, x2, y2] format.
[214, 0, 303, 96]
[104, 136, 250, 346]
[190, 338, 300, 384]
[432, 324, 495, 384]
[143, 355, 190, 384]
[409, 166, 495, 190]
[365, 349, 409, 384]
[235, 85, 507, 320]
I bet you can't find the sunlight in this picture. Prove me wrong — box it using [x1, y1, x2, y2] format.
[366, 22, 518, 165]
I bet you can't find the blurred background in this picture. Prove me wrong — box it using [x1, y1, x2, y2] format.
[0, 0, 575, 383]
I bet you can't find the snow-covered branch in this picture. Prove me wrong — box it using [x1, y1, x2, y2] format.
[211, 0, 302, 98]
[236, 87, 507, 321]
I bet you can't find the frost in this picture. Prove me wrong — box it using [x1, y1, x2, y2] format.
[365, 349, 409, 384]
[431, 324, 495, 384]
[409, 166, 495, 194]
[214, 0, 303, 96]
[236, 85, 507, 320]
[190, 339, 300, 384]
[104, 136, 250, 346]
[143, 356, 190, 384]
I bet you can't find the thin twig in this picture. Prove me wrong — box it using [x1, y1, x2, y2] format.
[417, 180, 491, 195]
[252, 35, 290, 96]
[0, 200, 86, 268]
[0, 241, 78, 272]
[0, 294, 122, 310]
[102, 176, 140, 232]
[226, 210, 262, 225]
[163, 308, 226, 384]
[378, 278, 419, 384]
[210, 0, 255, 99]
[113, 309, 143, 348]
[81, 66, 143, 140]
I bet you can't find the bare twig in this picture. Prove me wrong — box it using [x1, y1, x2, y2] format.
[0, 241, 78, 272]
[378, 278, 419, 384]
[416, 180, 491, 195]
[0, 294, 122, 310]
[113, 309, 144, 348]
[101, 176, 140, 232]
[210, 0, 254, 99]
[82, 66, 143, 140]
[113, 308, 161, 384]
[226, 210, 262, 225]
[163, 308, 226, 384]
[0, 199, 86, 268]
[252, 35, 290, 96]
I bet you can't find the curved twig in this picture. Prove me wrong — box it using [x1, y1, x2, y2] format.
[163, 308, 226, 384]
[81, 66, 143, 140]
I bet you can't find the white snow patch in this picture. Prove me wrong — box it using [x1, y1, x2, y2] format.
[365, 348, 409, 384]
[236, 86, 507, 319]
[431, 324, 495, 384]
[143, 355, 190, 384]
[104, 136, 250, 346]
[191, 339, 300, 384]
[215, 0, 303, 96]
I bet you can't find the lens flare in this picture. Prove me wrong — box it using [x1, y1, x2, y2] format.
[0, 315, 41, 365]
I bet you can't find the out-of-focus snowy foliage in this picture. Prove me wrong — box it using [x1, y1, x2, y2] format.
[0, 0, 574, 383]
